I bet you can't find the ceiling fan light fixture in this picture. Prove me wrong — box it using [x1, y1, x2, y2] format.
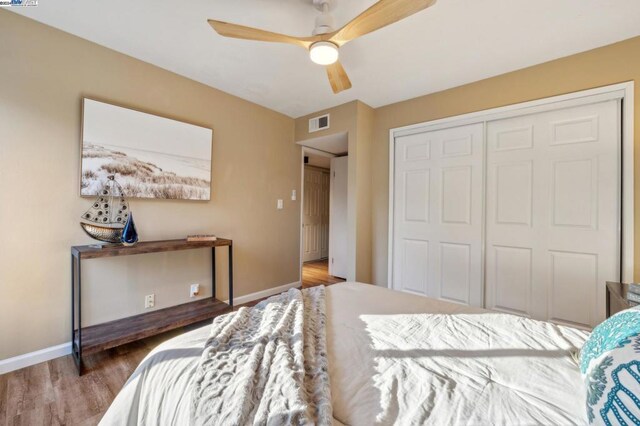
[309, 41, 339, 65]
[209, 0, 438, 93]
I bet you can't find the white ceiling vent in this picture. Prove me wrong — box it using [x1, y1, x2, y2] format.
[309, 114, 330, 133]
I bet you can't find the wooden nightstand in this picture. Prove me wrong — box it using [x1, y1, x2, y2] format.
[606, 282, 632, 318]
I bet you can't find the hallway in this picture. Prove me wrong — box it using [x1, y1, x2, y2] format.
[302, 259, 345, 288]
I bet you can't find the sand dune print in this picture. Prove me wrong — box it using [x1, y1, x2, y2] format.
[81, 143, 211, 200]
[81, 99, 212, 201]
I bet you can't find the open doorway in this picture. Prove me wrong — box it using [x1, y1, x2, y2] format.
[298, 133, 348, 288]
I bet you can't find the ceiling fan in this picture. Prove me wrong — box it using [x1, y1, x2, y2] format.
[208, 0, 437, 94]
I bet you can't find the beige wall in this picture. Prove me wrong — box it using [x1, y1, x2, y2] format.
[355, 102, 375, 283]
[294, 101, 358, 144]
[0, 11, 300, 360]
[295, 101, 374, 282]
[371, 36, 640, 285]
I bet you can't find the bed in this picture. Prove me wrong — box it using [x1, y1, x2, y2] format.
[100, 282, 589, 425]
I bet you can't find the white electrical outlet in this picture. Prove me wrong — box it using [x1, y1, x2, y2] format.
[144, 294, 155, 309]
[277, 199, 284, 210]
[291, 190, 297, 201]
[190, 283, 200, 298]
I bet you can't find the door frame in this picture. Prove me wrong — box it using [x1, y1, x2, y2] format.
[299, 147, 336, 283]
[388, 82, 635, 291]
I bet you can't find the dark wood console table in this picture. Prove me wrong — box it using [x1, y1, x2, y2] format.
[71, 238, 233, 375]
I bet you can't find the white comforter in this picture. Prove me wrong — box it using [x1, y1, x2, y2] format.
[100, 283, 589, 425]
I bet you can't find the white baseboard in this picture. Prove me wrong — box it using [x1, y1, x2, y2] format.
[0, 281, 301, 375]
[224, 280, 301, 305]
[0, 342, 71, 375]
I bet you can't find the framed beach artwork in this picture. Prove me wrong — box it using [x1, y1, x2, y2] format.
[80, 98, 213, 201]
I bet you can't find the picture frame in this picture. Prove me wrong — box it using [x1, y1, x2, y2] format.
[80, 98, 213, 201]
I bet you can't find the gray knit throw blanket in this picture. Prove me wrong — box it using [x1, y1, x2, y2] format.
[191, 286, 333, 426]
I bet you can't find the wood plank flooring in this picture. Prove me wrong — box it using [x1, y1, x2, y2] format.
[302, 259, 345, 287]
[0, 268, 343, 426]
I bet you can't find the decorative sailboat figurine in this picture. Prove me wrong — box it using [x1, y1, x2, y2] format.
[80, 175, 131, 244]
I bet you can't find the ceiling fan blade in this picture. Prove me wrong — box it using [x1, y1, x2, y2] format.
[326, 61, 352, 94]
[328, 0, 436, 46]
[208, 20, 317, 49]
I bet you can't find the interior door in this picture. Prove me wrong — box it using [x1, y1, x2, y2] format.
[329, 156, 348, 279]
[392, 123, 484, 306]
[485, 100, 620, 328]
[303, 167, 327, 262]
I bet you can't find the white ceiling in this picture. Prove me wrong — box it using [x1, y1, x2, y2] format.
[10, 0, 640, 117]
[297, 132, 348, 154]
[306, 154, 332, 169]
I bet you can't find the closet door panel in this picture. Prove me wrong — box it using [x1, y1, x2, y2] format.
[486, 100, 620, 328]
[492, 245, 532, 316]
[393, 133, 433, 296]
[393, 124, 483, 306]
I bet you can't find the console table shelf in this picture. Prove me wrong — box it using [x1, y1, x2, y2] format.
[71, 238, 233, 375]
[77, 297, 231, 355]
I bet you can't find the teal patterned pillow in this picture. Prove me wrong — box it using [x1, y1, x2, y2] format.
[581, 306, 640, 374]
[582, 307, 640, 425]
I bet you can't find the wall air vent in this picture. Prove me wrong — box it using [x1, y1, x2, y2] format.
[309, 114, 330, 133]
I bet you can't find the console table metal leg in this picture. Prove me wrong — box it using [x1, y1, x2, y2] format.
[228, 244, 233, 308]
[78, 256, 82, 374]
[211, 247, 216, 299]
[71, 255, 76, 366]
[71, 253, 83, 375]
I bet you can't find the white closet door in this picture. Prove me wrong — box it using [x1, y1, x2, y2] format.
[393, 123, 484, 306]
[485, 100, 620, 328]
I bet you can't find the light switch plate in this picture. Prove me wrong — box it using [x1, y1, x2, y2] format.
[277, 199, 284, 210]
[291, 190, 297, 201]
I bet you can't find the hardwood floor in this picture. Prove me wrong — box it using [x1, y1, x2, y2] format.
[302, 259, 346, 287]
[0, 274, 343, 426]
[0, 331, 182, 426]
